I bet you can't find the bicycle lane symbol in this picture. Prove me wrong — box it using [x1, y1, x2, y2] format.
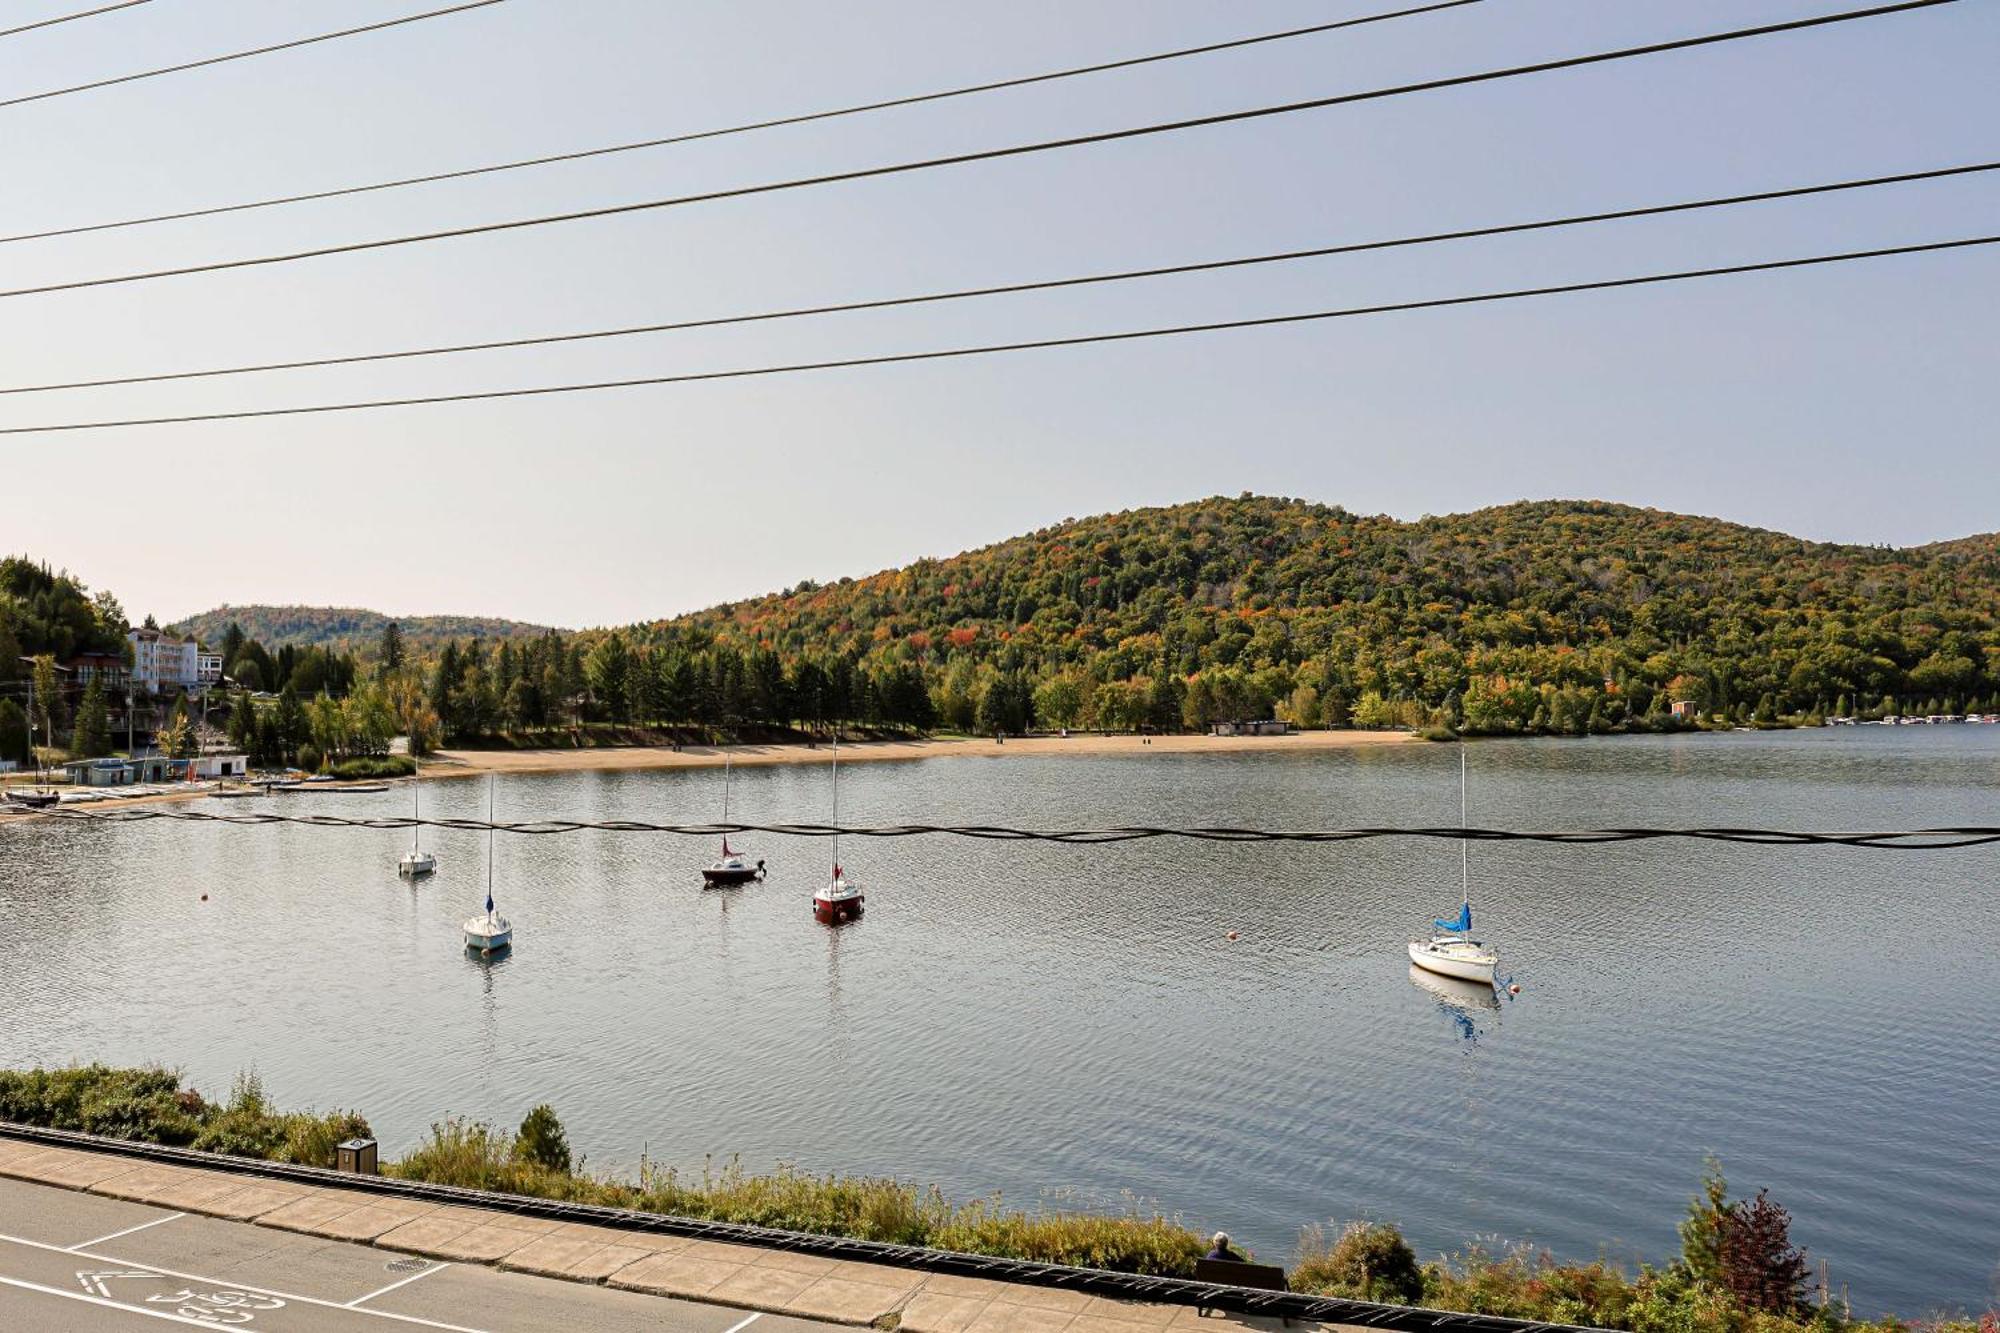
[77, 1269, 287, 1324]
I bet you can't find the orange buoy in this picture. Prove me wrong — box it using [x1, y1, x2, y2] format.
[1226, 930, 1240, 941]
[1507, 983, 1521, 994]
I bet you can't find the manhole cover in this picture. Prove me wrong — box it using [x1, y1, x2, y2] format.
[385, 1258, 431, 1273]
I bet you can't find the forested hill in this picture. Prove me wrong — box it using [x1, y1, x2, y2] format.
[600, 496, 2000, 733]
[174, 606, 553, 657]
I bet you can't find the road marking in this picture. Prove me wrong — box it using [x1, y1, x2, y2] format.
[0, 1230, 491, 1331]
[0, 1271, 221, 1325]
[346, 1261, 450, 1307]
[722, 1312, 765, 1333]
[69, 1211, 186, 1251]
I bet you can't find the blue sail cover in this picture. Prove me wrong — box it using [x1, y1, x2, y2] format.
[1434, 902, 1471, 933]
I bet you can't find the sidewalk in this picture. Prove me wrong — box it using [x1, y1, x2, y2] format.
[0, 1136, 1340, 1333]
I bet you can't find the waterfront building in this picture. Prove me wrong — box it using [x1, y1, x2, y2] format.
[128, 628, 224, 694]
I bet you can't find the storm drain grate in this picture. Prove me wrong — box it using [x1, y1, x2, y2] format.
[384, 1258, 432, 1273]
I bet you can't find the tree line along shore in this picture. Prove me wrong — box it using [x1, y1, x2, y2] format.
[11, 496, 2000, 777]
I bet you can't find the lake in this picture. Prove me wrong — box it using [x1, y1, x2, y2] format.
[2, 728, 1995, 1315]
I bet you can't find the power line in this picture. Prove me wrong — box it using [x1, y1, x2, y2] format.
[4, 159, 1991, 397]
[0, 0, 506, 112]
[0, 0, 1482, 247]
[0, 233, 1989, 436]
[24, 806, 2000, 848]
[0, 1, 152, 42]
[0, 0, 1953, 302]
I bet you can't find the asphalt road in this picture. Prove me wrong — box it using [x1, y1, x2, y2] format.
[0, 1174, 847, 1331]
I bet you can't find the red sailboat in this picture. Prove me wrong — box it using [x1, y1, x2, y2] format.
[812, 736, 864, 924]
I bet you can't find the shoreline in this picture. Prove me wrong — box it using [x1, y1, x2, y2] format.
[426, 728, 1416, 777]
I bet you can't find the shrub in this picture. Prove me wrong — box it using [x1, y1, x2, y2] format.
[1719, 1190, 1808, 1315]
[515, 1105, 571, 1175]
[1294, 1221, 1423, 1302]
[328, 755, 416, 780]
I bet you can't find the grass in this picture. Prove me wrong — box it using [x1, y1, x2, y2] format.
[1, 1065, 1993, 1332]
[325, 755, 417, 779]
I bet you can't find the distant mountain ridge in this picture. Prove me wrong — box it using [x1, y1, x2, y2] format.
[173, 605, 554, 656]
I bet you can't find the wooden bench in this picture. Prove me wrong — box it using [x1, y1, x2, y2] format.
[1192, 1258, 1290, 1321]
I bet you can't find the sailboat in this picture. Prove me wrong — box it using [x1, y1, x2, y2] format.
[812, 735, 864, 925]
[398, 771, 437, 878]
[1408, 749, 1498, 986]
[5, 678, 60, 809]
[700, 753, 764, 886]
[462, 775, 512, 955]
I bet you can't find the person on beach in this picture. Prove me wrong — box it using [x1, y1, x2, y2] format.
[1206, 1232, 1242, 1262]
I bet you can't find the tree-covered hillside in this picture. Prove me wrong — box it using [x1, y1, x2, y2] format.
[580, 496, 2000, 735]
[174, 606, 552, 658]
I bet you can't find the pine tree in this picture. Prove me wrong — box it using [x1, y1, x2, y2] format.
[1719, 1189, 1809, 1314]
[73, 675, 112, 758]
[379, 620, 405, 676]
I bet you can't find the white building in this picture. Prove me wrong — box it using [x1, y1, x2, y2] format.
[129, 628, 222, 694]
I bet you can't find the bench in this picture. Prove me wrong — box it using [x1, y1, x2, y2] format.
[1192, 1258, 1290, 1321]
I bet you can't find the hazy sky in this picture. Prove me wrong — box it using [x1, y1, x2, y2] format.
[2, 0, 1994, 630]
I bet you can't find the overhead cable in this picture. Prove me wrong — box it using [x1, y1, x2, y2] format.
[4, 159, 1992, 397]
[0, 0, 1954, 301]
[0, 1, 151, 42]
[0, 0, 1482, 246]
[0, 233, 1990, 436]
[0, 0, 506, 111]
[25, 806, 2000, 848]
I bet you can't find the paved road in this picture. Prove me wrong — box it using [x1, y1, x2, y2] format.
[0, 1175, 846, 1331]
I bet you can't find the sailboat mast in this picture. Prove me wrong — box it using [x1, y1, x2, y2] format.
[830, 733, 840, 878]
[1459, 747, 1469, 913]
[412, 773, 420, 852]
[721, 752, 730, 824]
[486, 774, 495, 912]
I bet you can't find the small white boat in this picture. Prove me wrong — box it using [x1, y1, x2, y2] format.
[1408, 750, 1499, 988]
[399, 774, 436, 878]
[463, 776, 511, 955]
[701, 755, 764, 886]
[812, 736, 864, 925]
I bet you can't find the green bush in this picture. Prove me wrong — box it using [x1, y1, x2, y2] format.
[1293, 1221, 1423, 1302]
[328, 755, 417, 779]
[515, 1105, 572, 1175]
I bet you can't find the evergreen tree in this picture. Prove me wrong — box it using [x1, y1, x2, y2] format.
[0, 698, 30, 766]
[73, 675, 112, 758]
[379, 620, 405, 676]
[227, 689, 257, 753]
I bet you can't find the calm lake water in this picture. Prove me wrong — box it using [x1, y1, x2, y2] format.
[2, 729, 1996, 1316]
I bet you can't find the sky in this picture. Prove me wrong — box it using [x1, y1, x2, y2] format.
[0, 0, 1994, 630]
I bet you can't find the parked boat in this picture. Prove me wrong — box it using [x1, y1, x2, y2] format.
[399, 773, 437, 878]
[462, 776, 512, 956]
[1408, 750, 1498, 987]
[701, 754, 764, 886]
[3, 789, 59, 810]
[812, 736, 864, 925]
[8, 680, 61, 808]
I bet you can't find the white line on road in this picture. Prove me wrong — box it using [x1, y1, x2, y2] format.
[347, 1261, 450, 1307]
[722, 1311, 766, 1333]
[0, 1271, 223, 1325]
[0, 1230, 492, 1332]
[68, 1211, 185, 1251]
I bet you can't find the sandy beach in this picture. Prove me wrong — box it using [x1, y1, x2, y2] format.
[429, 728, 1414, 777]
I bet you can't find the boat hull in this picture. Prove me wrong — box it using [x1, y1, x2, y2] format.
[4, 792, 59, 809]
[813, 894, 864, 924]
[1408, 938, 1497, 985]
[399, 854, 437, 878]
[463, 913, 511, 954]
[701, 865, 762, 886]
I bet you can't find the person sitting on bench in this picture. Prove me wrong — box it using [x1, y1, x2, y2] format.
[1206, 1232, 1243, 1262]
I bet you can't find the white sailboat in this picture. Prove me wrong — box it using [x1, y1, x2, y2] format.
[5, 675, 60, 809]
[701, 753, 764, 886]
[398, 771, 437, 878]
[462, 775, 512, 955]
[1408, 749, 1498, 986]
[812, 735, 864, 924]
